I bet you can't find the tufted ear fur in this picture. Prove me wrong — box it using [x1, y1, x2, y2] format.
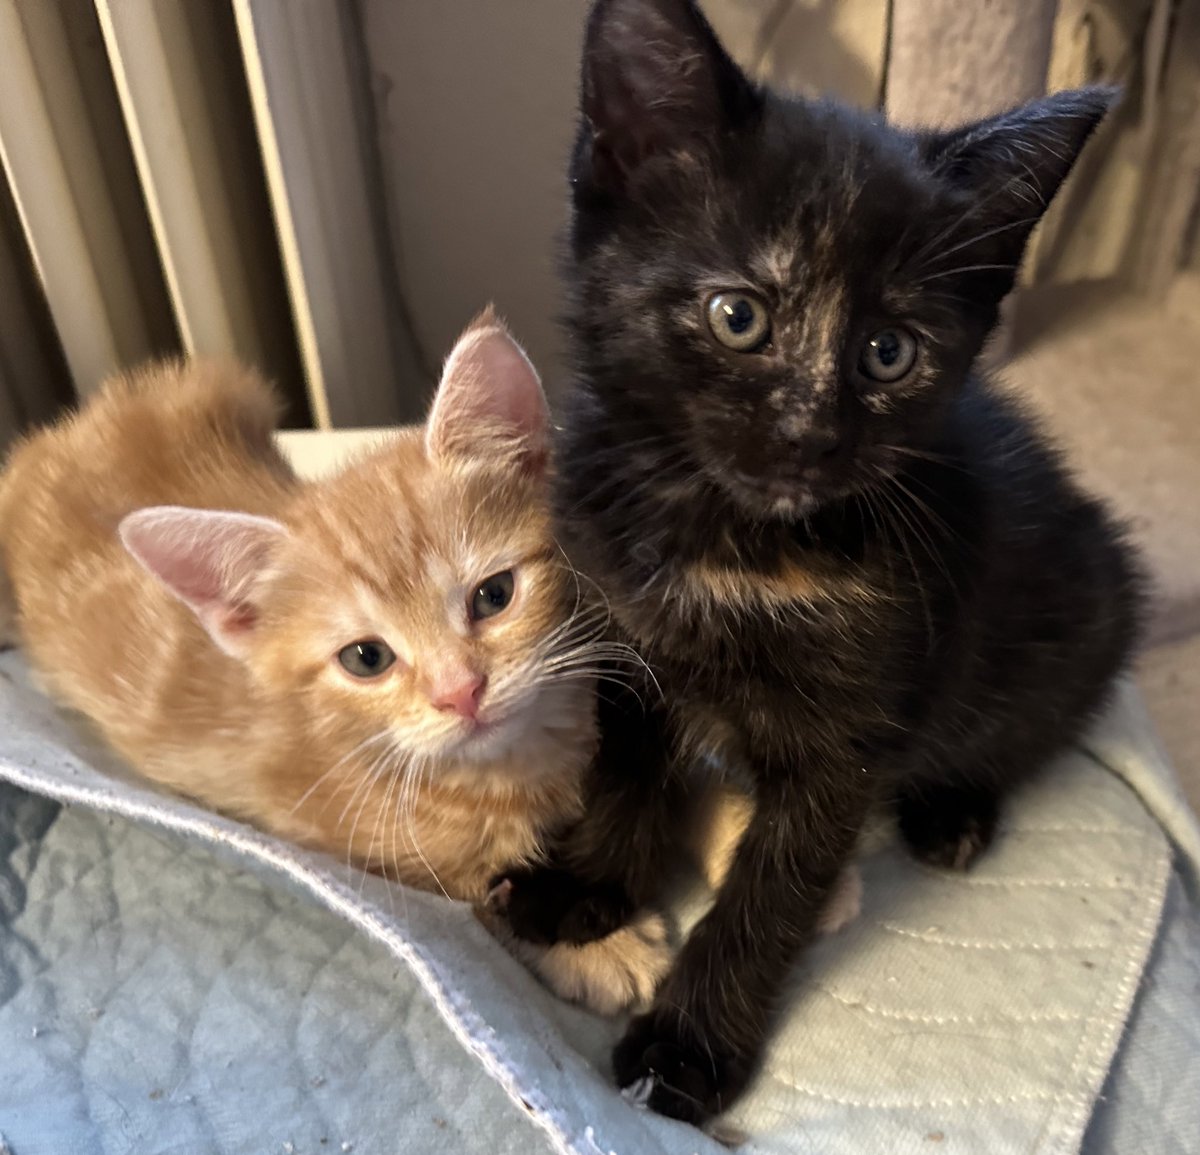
[425, 307, 548, 473]
[120, 506, 287, 659]
[918, 87, 1118, 267]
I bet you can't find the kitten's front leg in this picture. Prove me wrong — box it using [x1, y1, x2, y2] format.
[613, 764, 871, 1125]
[493, 679, 681, 946]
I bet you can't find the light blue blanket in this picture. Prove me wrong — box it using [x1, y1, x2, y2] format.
[0, 650, 1197, 1155]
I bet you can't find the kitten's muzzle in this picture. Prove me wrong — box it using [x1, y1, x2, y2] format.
[727, 437, 858, 518]
[732, 426, 846, 487]
[728, 471, 818, 518]
[429, 672, 487, 721]
[787, 424, 845, 466]
[728, 415, 848, 476]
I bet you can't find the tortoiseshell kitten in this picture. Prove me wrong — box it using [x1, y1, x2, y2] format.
[496, 0, 1146, 1125]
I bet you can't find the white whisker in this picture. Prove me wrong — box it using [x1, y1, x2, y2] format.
[289, 729, 393, 816]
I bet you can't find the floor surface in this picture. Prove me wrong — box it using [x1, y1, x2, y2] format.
[1007, 275, 1200, 813]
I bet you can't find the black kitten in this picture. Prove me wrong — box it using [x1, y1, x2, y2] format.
[501, 0, 1145, 1126]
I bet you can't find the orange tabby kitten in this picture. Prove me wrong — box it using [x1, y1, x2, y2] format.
[0, 311, 669, 1014]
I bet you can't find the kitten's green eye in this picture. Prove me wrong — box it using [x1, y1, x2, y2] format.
[471, 570, 515, 621]
[859, 327, 918, 383]
[705, 292, 771, 352]
[338, 639, 396, 678]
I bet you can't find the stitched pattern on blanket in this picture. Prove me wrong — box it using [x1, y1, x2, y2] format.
[711, 755, 1170, 1155]
[0, 654, 1181, 1155]
[0, 786, 555, 1155]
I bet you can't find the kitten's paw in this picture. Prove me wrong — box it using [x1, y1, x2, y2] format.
[613, 1010, 748, 1126]
[488, 865, 634, 946]
[898, 784, 998, 870]
[530, 910, 672, 1016]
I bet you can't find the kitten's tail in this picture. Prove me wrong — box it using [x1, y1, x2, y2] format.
[478, 906, 672, 1017]
[114, 355, 287, 457]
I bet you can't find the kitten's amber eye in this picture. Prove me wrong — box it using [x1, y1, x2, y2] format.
[705, 292, 771, 352]
[471, 570, 514, 621]
[859, 327, 918, 383]
[338, 639, 397, 678]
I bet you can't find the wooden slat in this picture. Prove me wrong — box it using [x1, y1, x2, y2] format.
[234, 0, 427, 428]
[94, 0, 250, 359]
[0, 0, 158, 394]
[94, 0, 308, 422]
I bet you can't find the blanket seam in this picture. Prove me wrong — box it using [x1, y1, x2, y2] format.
[1033, 819, 1171, 1154]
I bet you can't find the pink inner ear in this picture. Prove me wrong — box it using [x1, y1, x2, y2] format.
[427, 317, 549, 465]
[119, 507, 286, 654]
[135, 529, 229, 608]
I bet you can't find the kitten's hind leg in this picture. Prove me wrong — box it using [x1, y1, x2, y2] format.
[896, 778, 1000, 870]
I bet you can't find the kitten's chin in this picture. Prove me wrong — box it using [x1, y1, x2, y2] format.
[723, 472, 820, 523]
[450, 711, 531, 763]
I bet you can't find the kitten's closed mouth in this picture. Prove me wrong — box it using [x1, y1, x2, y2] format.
[728, 471, 820, 520]
[455, 711, 522, 758]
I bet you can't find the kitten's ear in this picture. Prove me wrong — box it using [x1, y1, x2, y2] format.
[120, 506, 287, 659]
[920, 87, 1118, 257]
[575, 0, 760, 191]
[425, 307, 548, 472]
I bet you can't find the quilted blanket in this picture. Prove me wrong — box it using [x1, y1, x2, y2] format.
[1, 647, 1198, 1155]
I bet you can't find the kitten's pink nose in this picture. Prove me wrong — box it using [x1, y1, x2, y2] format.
[430, 673, 487, 720]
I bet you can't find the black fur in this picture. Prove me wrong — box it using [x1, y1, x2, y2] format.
[501, 0, 1145, 1125]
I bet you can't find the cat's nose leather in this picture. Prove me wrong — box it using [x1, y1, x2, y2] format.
[430, 673, 487, 719]
[795, 425, 842, 462]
